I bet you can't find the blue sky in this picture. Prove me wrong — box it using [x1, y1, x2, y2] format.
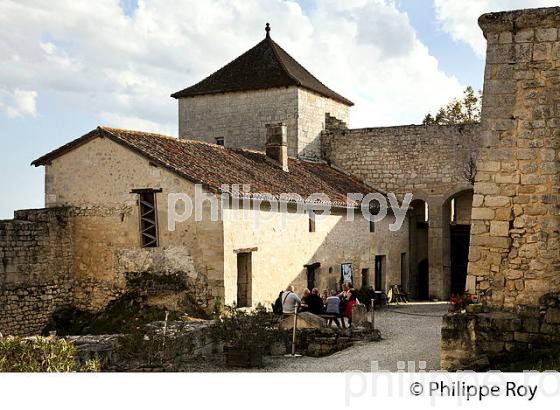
[0, 0, 553, 218]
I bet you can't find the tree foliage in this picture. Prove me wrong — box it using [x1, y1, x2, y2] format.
[423, 86, 481, 125]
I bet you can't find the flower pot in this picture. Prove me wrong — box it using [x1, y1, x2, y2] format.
[224, 346, 263, 368]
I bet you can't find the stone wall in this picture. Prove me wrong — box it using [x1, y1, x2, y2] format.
[0, 208, 74, 335]
[297, 88, 349, 159]
[179, 87, 299, 157]
[441, 7, 560, 370]
[321, 122, 479, 196]
[441, 292, 560, 370]
[45, 136, 224, 305]
[466, 7, 560, 309]
[69, 320, 218, 371]
[222, 205, 409, 306]
[0, 205, 213, 336]
[322, 120, 480, 299]
[178, 87, 349, 159]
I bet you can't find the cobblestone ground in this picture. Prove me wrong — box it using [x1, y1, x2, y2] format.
[263, 302, 448, 372]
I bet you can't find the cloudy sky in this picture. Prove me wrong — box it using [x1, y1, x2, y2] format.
[0, 0, 557, 218]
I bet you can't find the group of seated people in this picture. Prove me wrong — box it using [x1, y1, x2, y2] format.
[279, 282, 358, 328]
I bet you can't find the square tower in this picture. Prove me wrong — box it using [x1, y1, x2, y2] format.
[171, 24, 352, 160]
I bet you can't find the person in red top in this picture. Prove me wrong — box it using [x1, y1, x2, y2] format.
[341, 282, 358, 326]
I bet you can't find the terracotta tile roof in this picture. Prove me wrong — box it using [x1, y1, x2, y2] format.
[32, 127, 381, 208]
[170, 33, 353, 106]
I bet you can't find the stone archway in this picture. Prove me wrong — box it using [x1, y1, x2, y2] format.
[415, 186, 474, 301]
[440, 188, 474, 299]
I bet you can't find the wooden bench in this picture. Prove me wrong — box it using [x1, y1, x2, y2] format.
[319, 313, 346, 328]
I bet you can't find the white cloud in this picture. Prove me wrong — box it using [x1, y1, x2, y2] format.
[100, 112, 176, 136]
[0, 0, 467, 130]
[434, 0, 560, 58]
[0, 88, 38, 118]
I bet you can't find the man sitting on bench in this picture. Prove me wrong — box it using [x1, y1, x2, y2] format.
[324, 290, 345, 328]
[307, 288, 325, 315]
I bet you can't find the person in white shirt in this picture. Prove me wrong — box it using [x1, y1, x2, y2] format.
[281, 285, 301, 315]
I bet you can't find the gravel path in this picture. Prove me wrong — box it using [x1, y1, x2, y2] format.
[264, 302, 448, 372]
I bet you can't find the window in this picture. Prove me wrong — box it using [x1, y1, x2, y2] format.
[369, 219, 375, 233]
[215, 137, 224, 146]
[136, 190, 159, 248]
[308, 211, 316, 232]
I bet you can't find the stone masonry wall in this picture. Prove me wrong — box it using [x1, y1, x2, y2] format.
[179, 87, 300, 156]
[321, 122, 479, 197]
[0, 208, 74, 336]
[441, 7, 560, 370]
[466, 7, 560, 309]
[45, 136, 223, 306]
[178, 87, 349, 159]
[321, 121, 480, 299]
[297, 88, 349, 159]
[441, 292, 560, 370]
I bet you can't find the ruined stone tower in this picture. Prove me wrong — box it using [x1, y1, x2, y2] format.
[466, 7, 560, 309]
[171, 24, 352, 160]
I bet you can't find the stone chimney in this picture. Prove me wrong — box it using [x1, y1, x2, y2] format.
[265, 123, 289, 172]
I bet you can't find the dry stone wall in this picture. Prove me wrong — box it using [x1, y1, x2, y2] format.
[0, 208, 74, 335]
[441, 292, 560, 370]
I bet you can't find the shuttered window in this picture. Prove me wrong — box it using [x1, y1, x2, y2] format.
[137, 190, 159, 248]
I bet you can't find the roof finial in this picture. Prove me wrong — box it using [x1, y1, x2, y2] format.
[265, 22, 271, 38]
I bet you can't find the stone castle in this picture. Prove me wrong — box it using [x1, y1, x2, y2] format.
[1, 6, 559, 369]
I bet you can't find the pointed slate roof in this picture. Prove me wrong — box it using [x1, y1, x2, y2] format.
[171, 25, 353, 106]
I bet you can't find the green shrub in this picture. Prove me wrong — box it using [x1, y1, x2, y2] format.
[0, 335, 100, 372]
[42, 295, 186, 336]
[212, 305, 279, 352]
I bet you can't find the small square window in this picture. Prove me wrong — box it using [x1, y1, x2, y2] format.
[215, 137, 224, 146]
